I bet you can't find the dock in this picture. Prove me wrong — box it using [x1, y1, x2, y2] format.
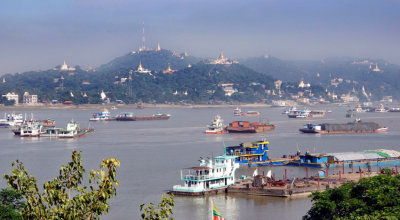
[227, 170, 382, 197]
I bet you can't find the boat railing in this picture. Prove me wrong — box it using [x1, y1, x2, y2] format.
[182, 172, 232, 180]
[182, 174, 210, 181]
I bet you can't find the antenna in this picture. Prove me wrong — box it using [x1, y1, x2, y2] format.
[141, 21, 146, 50]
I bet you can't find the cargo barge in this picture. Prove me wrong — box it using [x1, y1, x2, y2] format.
[299, 119, 387, 134]
[115, 112, 171, 121]
[226, 121, 275, 133]
[288, 149, 400, 168]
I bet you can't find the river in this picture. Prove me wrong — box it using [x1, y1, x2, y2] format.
[1, 105, 399, 219]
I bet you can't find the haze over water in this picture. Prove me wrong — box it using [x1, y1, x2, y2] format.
[1, 106, 400, 219]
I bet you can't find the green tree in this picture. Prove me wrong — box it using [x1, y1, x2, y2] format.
[140, 193, 174, 220]
[0, 188, 25, 220]
[304, 174, 400, 220]
[3, 151, 120, 220]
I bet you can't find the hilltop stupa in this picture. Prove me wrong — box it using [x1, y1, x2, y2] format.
[135, 61, 152, 75]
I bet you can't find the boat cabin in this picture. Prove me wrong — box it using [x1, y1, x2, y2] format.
[297, 153, 333, 165]
[226, 140, 269, 164]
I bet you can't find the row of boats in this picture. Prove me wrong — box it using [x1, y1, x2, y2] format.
[89, 109, 171, 121]
[351, 104, 400, 113]
[171, 139, 400, 195]
[206, 115, 388, 135]
[11, 120, 92, 138]
[0, 113, 93, 138]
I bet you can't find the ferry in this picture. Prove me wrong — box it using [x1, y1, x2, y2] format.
[289, 149, 400, 168]
[89, 109, 114, 121]
[243, 111, 261, 117]
[288, 109, 311, 118]
[233, 107, 242, 116]
[0, 113, 23, 128]
[170, 154, 239, 196]
[225, 140, 295, 166]
[205, 115, 226, 134]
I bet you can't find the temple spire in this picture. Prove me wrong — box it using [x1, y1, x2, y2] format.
[156, 43, 161, 51]
[219, 51, 224, 60]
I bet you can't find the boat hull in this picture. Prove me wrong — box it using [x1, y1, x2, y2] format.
[169, 187, 228, 196]
[289, 157, 400, 168]
[299, 128, 387, 134]
[205, 130, 226, 134]
[115, 115, 170, 121]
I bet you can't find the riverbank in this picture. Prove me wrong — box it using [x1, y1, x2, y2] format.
[0, 102, 343, 111]
[0, 103, 277, 111]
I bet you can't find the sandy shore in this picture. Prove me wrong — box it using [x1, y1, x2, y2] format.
[0, 103, 276, 111]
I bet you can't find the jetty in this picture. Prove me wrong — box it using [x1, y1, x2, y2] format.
[227, 167, 393, 197]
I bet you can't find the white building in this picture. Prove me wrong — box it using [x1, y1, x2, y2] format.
[341, 94, 359, 103]
[298, 80, 311, 88]
[2, 92, 19, 104]
[59, 61, 76, 71]
[23, 92, 38, 105]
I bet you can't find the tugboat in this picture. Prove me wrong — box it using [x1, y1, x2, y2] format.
[205, 115, 226, 134]
[58, 120, 93, 138]
[225, 140, 295, 166]
[170, 153, 239, 196]
[89, 109, 114, 121]
[233, 107, 242, 116]
[226, 121, 275, 133]
[13, 121, 43, 137]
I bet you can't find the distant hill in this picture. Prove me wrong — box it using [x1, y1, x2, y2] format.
[242, 55, 400, 101]
[97, 49, 202, 72]
[2, 48, 400, 104]
[240, 55, 307, 82]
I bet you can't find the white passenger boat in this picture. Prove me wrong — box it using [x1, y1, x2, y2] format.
[0, 113, 23, 128]
[170, 153, 239, 195]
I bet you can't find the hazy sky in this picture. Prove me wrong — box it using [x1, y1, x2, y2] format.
[1, 0, 399, 74]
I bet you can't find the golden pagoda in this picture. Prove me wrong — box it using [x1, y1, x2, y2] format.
[156, 43, 161, 51]
[2, 78, 5, 83]
[135, 61, 152, 75]
[163, 63, 177, 74]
